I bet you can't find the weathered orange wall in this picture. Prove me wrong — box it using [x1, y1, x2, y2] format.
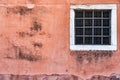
[0, 0, 120, 79]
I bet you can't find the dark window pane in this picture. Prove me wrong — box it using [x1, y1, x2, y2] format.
[75, 37, 83, 44]
[85, 19, 92, 26]
[94, 28, 101, 35]
[75, 19, 83, 26]
[94, 37, 101, 44]
[75, 28, 83, 35]
[74, 10, 111, 46]
[103, 19, 110, 26]
[75, 11, 83, 18]
[85, 37, 92, 44]
[94, 11, 101, 17]
[103, 28, 110, 35]
[103, 37, 110, 45]
[85, 11, 92, 17]
[103, 11, 110, 18]
[85, 28, 92, 35]
[94, 19, 101, 26]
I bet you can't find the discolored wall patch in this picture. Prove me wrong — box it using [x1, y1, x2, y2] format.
[4, 41, 41, 62]
[16, 20, 42, 38]
[70, 51, 113, 63]
[33, 42, 43, 48]
[17, 32, 35, 38]
[18, 48, 40, 62]
[7, 6, 33, 15]
[30, 21, 42, 32]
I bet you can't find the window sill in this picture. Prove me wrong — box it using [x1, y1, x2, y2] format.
[70, 45, 117, 51]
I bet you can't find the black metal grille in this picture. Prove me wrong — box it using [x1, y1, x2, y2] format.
[75, 10, 111, 45]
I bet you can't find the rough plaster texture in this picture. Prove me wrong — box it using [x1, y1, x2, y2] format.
[0, 0, 120, 80]
[0, 74, 120, 80]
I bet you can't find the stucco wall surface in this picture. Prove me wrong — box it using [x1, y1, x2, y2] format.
[0, 0, 120, 79]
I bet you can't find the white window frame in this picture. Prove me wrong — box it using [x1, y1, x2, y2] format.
[70, 4, 117, 51]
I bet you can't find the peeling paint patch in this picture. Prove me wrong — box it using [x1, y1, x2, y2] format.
[7, 6, 33, 15]
[0, 74, 120, 80]
[0, 74, 83, 80]
[11, 75, 29, 80]
[26, 4, 35, 9]
[87, 74, 120, 80]
[71, 51, 113, 63]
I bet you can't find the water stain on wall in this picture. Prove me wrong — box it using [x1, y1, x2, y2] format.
[5, 42, 41, 62]
[17, 32, 35, 38]
[7, 6, 33, 15]
[16, 20, 42, 38]
[11, 75, 29, 80]
[0, 73, 120, 80]
[30, 21, 42, 32]
[70, 51, 113, 63]
[28, 0, 37, 4]
[33, 42, 43, 48]
[18, 48, 40, 61]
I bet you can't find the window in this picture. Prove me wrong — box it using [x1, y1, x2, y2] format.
[70, 4, 117, 50]
[75, 10, 111, 45]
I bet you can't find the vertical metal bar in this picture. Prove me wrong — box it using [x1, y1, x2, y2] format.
[101, 10, 103, 44]
[92, 10, 94, 44]
[109, 10, 111, 45]
[83, 10, 85, 44]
